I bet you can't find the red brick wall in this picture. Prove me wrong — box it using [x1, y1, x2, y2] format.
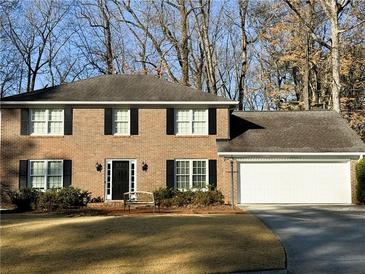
[0, 107, 230, 199]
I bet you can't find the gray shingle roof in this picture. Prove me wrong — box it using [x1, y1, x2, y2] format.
[1, 74, 233, 103]
[219, 111, 365, 153]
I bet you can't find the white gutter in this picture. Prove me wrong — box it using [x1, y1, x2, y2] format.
[218, 152, 365, 156]
[0, 101, 239, 105]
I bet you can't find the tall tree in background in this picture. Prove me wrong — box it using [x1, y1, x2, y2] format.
[1, 0, 70, 93]
[238, 0, 249, 110]
[1, 0, 364, 142]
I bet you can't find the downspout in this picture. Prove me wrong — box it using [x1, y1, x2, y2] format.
[230, 158, 234, 208]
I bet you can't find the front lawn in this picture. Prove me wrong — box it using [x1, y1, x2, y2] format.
[1, 213, 285, 273]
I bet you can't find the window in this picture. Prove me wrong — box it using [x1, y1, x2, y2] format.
[113, 109, 130, 135]
[29, 160, 63, 190]
[175, 109, 208, 135]
[30, 109, 64, 135]
[175, 160, 208, 190]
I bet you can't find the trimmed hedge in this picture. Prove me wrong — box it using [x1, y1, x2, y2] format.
[9, 187, 91, 212]
[154, 187, 224, 207]
[9, 188, 39, 212]
[356, 158, 365, 204]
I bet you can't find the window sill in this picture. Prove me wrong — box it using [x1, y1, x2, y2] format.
[112, 135, 132, 138]
[174, 135, 209, 138]
[28, 135, 65, 138]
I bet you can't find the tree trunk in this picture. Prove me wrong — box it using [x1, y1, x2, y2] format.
[238, 0, 249, 110]
[179, 0, 189, 86]
[101, 0, 114, 75]
[319, 0, 342, 113]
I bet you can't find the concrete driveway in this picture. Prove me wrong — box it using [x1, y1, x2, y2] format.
[244, 205, 365, 274]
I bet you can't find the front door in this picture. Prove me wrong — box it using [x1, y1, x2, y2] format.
[112, 161, 129, 200]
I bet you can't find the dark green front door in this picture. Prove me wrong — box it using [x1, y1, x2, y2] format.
[112, 161, 129, 200]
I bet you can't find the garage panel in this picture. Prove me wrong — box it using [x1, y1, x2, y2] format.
[239, 161, 351, 204]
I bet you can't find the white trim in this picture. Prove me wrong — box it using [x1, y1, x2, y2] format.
[28, 160, 64, 190]
[175, 109, 208, 136]
[112, 108, 130, 136]
[1, 101, 238, 105]
[218, 152, 365, 156]
[29, 108, 64, 136]
[175, 159, 209, 191]
[105, 159, 137, 201]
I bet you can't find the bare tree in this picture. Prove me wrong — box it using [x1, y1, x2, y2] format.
[1, 0, 70, 92]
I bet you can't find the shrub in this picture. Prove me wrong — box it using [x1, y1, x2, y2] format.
[153, 187, 224, 207]
[9, 188, 39, 212]
[37, 189, 60, 211]
[153, 187, 178, 207]
[356, 158, 365, 204]
[37, 187, 91, 211]
[193, 190, 224, 206]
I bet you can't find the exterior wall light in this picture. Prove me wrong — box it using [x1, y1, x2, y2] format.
[142, 161, 148, 171]
[95, 162, 103, 172]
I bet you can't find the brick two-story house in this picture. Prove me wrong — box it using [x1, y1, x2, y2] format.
[1, 75, 364, 204]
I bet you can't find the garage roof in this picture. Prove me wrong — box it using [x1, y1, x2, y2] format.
[219, 111, 365, 153]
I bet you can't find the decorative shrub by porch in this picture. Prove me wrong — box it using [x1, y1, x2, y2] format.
[9, 187, 91, 212]
[9, 188, 39, 212]
[154, 187, 224, 207]
[37, 187, 91, 211]
[356, 158, 365, 204]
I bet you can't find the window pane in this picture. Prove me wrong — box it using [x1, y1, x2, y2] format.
[30, 176, 45, 189]
[48, 121, 63, 134]
[114, 122, 129, 134]
[31, 109, 46, 121]
[176, 175, 190, 189]
[176, 161, 190, 189]
[176, 110, 190, 121]
[114, 109, 129, 121]
[176, 121, 190, 134]
[176, 161, 189, 175]
[192, 161, 206, 189]
[48, 161, 62, 175]
[30, 161, 45, 176]
[32, 121, 46, 134]
[48, 109, 63, 121]
[47, 176, 62, 188]
[193, 110, 206, 121]
[113, 109, 129, 134]
[192, 121, 206, 134]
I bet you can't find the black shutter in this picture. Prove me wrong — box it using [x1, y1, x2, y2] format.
[104, 108, 112, 135]
[20, 109, 29, 135]
[208, 108, 217, 135]
[63, 160, 72, 187]
[209, 160, 217, 189]
[64, 107, 73, 135]
[166, 160, 175, 188]
[166, 108, 175, 135]
[19, 160, 28, 189]
[130, 108, 139, 135]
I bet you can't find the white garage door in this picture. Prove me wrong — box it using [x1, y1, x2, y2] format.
[239, 161, 352, 204]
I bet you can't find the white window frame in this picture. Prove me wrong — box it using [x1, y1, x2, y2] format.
[105, 159, 137, 200]
[30, 108, 64, 136]
[175, 109, 208, 136]
[175, 159, 209, 191]
[112, 108, 130, 136]
[28, 160, 64, 191]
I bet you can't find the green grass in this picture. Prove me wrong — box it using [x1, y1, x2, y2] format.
[1, 213, 285, 273]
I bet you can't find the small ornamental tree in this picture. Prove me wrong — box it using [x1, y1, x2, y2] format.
[356, 158, 365, 204]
